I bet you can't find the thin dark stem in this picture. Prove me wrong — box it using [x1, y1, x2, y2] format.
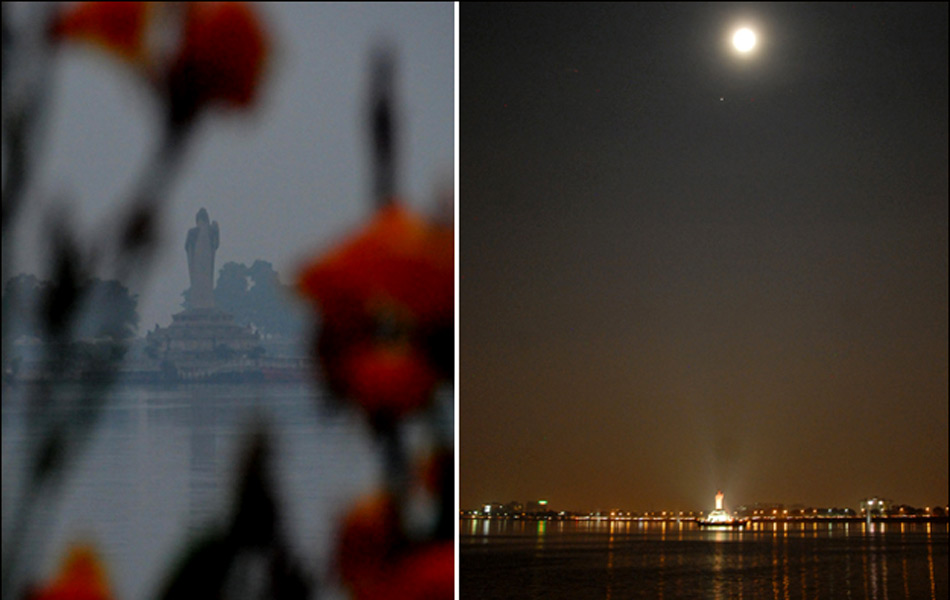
[1, 3, 56, 233]
[1, 120, 192, 600]
[115, 123, 191, 282]
[370, 48, 396, 210]
[380, 422, 409, 524]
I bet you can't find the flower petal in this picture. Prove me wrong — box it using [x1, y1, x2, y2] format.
[29, 544, 113, 600]
[51, 2, 150, 63]
[342, 343, 439, 419]
[336, 493, 402, 592]
[298, 202, 454, 324]
[167, 2, 269, 123]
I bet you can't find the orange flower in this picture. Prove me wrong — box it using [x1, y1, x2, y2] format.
[336, 493, 403, 595]
[385, 542, 454, 600]
[417, 446, 453, 496]
[342, 343, 440, 420]
[351, 542, 455, 600]
[298, 202, 453, 326]
[298, 201, 454, 420]
[336, 493, 454, 600]
[52, 2, 269, 124]
[166, 2, 269, 124]
[28, 544, 112, 600]
[51, 2, 150, 63]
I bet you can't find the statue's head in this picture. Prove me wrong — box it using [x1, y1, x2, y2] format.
[196, 208, 209, 225]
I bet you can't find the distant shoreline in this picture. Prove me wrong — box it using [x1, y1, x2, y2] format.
[460, 514, 949, 524]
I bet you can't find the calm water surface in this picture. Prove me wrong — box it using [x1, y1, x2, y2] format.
[461, 518, 949, 600]
[2, 382, 451, 599]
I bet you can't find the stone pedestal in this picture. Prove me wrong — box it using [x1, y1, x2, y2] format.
[146, 308, 261, 362]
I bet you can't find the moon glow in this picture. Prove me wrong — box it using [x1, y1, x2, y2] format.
[733, 28, 757, 52]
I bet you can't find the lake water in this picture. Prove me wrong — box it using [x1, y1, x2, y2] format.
[2, 382, 451, 599]
[461, 518, 949, 600]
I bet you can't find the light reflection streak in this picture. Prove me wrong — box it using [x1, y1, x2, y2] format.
[782, 537, 790, 600]
[880, 525, 888, 600]
[898, 522, 908, 600]
[926, 522, 935, 600]
[606, 520, 615, 600]
[861, 542, 869, 600]
[738, 544, 744, 600]
[658, 532, 666, 600]
[772, 523, 781, 600]
[845, 537, 853, 600]
[782, 518, 789, 599]
[712, 538, 725, 600]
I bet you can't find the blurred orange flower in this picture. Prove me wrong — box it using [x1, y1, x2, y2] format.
[51, 2, 269, 125]
[166, 2, 269, 124]
[348, 543, 455, 600]
[342, 343, 439, 420]
[299, 202, 453, 324]
[27, 544, 112, 600]
[336, 494, 453, 600]
[382, 542, 454, 600]
[50, 2, 150, 63]
[417, 446, 453, 496]
[336, 493, 403, 596]
[298, 201, 454, 421]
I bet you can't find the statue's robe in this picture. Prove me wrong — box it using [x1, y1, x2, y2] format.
[186, 220, 219, 309]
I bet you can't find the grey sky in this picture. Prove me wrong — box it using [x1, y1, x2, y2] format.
[14, 3, 454, 331]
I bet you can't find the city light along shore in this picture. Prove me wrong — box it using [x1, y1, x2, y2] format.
[462, 494, 950, 524]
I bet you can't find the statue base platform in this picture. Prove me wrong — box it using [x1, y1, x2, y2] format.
[145, 307, 261, 362]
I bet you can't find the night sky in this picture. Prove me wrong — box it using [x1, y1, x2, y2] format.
[460, 3, 948, 513]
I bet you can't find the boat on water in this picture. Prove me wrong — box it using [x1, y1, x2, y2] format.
[697, 490, 747, 528]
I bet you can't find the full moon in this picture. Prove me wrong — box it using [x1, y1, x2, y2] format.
[733, 28, 756, 52]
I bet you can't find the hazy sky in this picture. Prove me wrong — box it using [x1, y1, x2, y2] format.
[461, 2, 948, 512]
[11, 3, 454, 330]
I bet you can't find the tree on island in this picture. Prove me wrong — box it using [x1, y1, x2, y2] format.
[3, 274, 139, 341]
[181, 260, 306, 337]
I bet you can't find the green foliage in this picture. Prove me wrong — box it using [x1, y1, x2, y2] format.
[2, 274, 139, 340]
[210, 260, 306, 338]
[78, 279, 139, 339]
[2, 274, 45, 339]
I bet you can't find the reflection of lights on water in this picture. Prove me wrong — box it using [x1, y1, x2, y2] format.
[927, 523, 936, 599]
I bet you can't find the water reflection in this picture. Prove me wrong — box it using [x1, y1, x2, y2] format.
[3, 382, 382, 599]
[605, 520, 615, 600]
[711, 537, 725, 599]
[927, 523, 936, 600]
[187, 398, 219, 533]
[460, 519, 949, 600]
